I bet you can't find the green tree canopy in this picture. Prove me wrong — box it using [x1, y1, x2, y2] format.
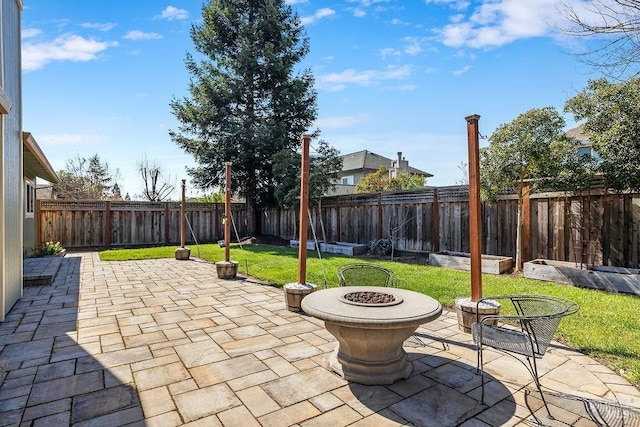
[354, 166, 426, 194]
[565, 77, 640, 192]
[169, 0, 317, 225]
[53, 154, 121, 200]
[480, 107, 582, 270]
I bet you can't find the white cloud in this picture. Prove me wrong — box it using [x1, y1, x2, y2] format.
[353, 8, 367, 17]
[22, 28, 42, 39]
[285, 0, 308, 4]
[438, 0, 562, 48]
[81, 22, 117, 32]
[379, 47, 401, 59]
[402, 37, 424, 56]
[348, 0, 393, 6]
[39, 133, 103, 146]
[424, 0, 470, 11]
[301, 8, 336, 25]
[318, 65, 412, 91]
[316, 114, 369, 129]
[123, 30, 163, 40]
[390, 18, 410, 26]
[156, 6, 189, 21]
[452, 65, 472, 75]
[22, 34, 118, 71]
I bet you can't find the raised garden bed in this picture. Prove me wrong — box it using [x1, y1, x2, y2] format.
[428, 251, 513, 275]
[524, 259, 640, 296]
[290, 240, 368, 256]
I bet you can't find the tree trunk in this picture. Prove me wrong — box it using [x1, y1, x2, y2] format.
[515, 196, 523, 272]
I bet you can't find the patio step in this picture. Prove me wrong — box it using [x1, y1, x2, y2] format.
[23, 255, 64, 286]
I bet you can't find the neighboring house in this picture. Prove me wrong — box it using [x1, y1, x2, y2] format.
[334, 150, 432, 195]
[566, 123, 600, 161]
[1, 1, 59, 321]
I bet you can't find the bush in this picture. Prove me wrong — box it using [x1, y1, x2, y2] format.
[34, 241, 63, 257]
[369, 238, 392, 256]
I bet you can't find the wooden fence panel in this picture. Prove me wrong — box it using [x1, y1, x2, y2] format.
[38, 200, 246, 249]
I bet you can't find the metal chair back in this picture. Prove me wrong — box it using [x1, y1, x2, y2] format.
[337, 263, 396, 287]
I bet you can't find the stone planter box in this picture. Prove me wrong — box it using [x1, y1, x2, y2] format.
[429, 251, 513, 275]
[524, 259, 640, 296]
[289, 240, 323, 251]
[319, 242, 368, 256]
[290, 240, 368, 256]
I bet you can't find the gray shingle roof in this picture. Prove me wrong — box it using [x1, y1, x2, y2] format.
[340, 150, 432, 177]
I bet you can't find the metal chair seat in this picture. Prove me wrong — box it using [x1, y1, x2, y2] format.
[472, 294, 579, 419]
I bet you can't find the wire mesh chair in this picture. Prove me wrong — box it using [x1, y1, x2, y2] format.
[337, 263, 397, 288]
[471, 295, 579, 418]
[337, 264, 446, 349]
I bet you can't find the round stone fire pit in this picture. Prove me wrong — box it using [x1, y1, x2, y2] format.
[301, 286, 442, 385]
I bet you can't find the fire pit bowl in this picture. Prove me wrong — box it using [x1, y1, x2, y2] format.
[302, 286, 442, 385]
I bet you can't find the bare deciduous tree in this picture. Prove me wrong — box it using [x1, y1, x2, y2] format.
[137, 155, 175, 202]
[561, 0, 640, 79]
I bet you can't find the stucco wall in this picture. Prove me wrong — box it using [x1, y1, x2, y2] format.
[1, 0, 24, 321]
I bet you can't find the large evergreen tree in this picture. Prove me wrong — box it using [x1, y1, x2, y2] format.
[170, 0, 318, 231]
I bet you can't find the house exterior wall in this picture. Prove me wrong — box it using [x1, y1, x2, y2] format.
[23, 176, 36, 257]
[0, 0, 24, 321]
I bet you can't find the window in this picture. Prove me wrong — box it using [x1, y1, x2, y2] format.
[341, 176, 354, 185]
[25, 179, 35, 218]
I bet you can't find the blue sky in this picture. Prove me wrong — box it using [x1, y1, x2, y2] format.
[22, 0, 600, 199]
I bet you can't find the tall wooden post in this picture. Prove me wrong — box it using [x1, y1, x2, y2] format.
[180, 179, 186, 248]
[297, 134, 311, 285]
[224, 162, 232, 262]
[466, 115, 482, 302]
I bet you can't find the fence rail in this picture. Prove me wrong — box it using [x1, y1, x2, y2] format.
[261, 186, 640, 268]
[37, 200, 249, 249]
[37, 187, 640, 268]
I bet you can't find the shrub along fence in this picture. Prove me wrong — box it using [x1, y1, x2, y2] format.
[261, 186, 640, 268]
[37, 200, 249, 250]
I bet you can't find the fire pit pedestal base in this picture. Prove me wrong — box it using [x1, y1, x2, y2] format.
[302, 286, 442, 385]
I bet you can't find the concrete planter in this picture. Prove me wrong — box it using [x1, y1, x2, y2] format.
[174, 247, 190, 260]
[290, 240, 368, 256]
[215, 261, 239, 279]
[283, 283, 317, 312]
[429, 251, 513, 275]
[524, 259, 640, 296]
[455, 297, 500, 334]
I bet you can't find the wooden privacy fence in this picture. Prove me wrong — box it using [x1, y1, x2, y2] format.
[261, 186, 640, 268]
[37, 200, 249, 249]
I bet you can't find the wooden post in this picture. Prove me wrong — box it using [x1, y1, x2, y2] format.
[377, 192, 383, 240]
[36, 199, 42, 249]
[522, 184, 531, 263]
[105, 201, 111, 249]
[225, 162, 232, 262]
[180, 179, 186, 248]
[297, 134, 311, 285]
[466, 115, 482, 302]
[164, 202, 170, 245]
[432, 188, 440, 253]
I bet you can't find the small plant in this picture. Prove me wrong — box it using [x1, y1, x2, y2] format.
[369, 238, 392, 256]
[34, 241, 63, 257]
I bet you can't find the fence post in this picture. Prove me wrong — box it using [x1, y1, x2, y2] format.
[105, 201, 111, 249]
[522, 184, 531, 262]
[377, 192, 383, 240]
[432, 188, 440, 253]
[164, 202, 170, 245]
[36, 199, 42, 248]
[336, 200, 341, 242]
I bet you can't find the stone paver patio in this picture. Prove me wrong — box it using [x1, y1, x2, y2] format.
[1, 252, 640, 426]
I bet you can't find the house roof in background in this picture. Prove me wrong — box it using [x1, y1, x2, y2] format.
[340, 150, 432, 177]
[565, 123, 590, 144]
[23, 132, 59, 184]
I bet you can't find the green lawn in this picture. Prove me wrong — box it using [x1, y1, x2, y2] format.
[100, 243, 640, 389]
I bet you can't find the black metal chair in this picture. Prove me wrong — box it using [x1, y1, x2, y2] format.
[337, 263, 397, 288]
[472, 295, 579, 418]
